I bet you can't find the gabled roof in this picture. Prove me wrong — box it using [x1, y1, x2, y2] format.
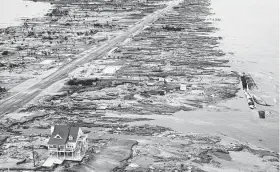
[54, 134, 62, 139]
[48, 125, 81, 145]
[68, 127, 79, 143]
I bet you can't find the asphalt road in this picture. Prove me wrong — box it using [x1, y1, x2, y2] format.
[0, 0, 182, 115]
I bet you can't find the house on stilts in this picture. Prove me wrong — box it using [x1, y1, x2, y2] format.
[47, 125, 88, 161]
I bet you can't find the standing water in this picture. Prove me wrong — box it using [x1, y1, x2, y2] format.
[211, 0, 279, 112]
[0, 0, 52, 28]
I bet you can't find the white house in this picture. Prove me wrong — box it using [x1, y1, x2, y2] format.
[47, 125, 88, 160]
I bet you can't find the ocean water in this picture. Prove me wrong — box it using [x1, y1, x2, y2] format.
[0, 0, 52, 28]
[210, 0, 279, 112]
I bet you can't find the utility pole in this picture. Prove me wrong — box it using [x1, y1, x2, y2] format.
[31, 136, 35, 167]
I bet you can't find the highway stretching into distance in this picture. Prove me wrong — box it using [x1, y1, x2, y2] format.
[0, 0, 183, 115]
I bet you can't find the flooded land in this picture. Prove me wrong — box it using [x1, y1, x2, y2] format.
[0, 0, 278, 171]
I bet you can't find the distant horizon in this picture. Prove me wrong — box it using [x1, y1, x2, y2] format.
[0, 0, 52, 28]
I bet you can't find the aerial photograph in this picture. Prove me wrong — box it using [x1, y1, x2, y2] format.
[0, 0, 278, 171]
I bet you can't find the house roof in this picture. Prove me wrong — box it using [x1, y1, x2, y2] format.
[48, 125, 81, 145]
[68, 127, 79, 143]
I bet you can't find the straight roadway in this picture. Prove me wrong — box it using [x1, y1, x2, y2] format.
[0, 0, 183, 115]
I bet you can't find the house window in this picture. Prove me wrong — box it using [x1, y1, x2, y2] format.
[69, 135, 73, 140]
[50, 145, 57, 148]
[67, 145, 72, 148]
[54, 134, 62, 139]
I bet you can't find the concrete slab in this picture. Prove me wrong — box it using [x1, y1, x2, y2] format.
[42, 157, 63, 167]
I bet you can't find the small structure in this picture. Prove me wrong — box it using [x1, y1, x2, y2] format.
[47, 125, 88, 161]
[107, 48, 122, 59]
[165, 77, 173, 83]
[158, 90, 166, 95]
[180, 84, 187, 91]
[146, 81, 155, 86]
[96, 105, 107, 114]
[191, 90, 204, 95]
[258, 111, 265, 119]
